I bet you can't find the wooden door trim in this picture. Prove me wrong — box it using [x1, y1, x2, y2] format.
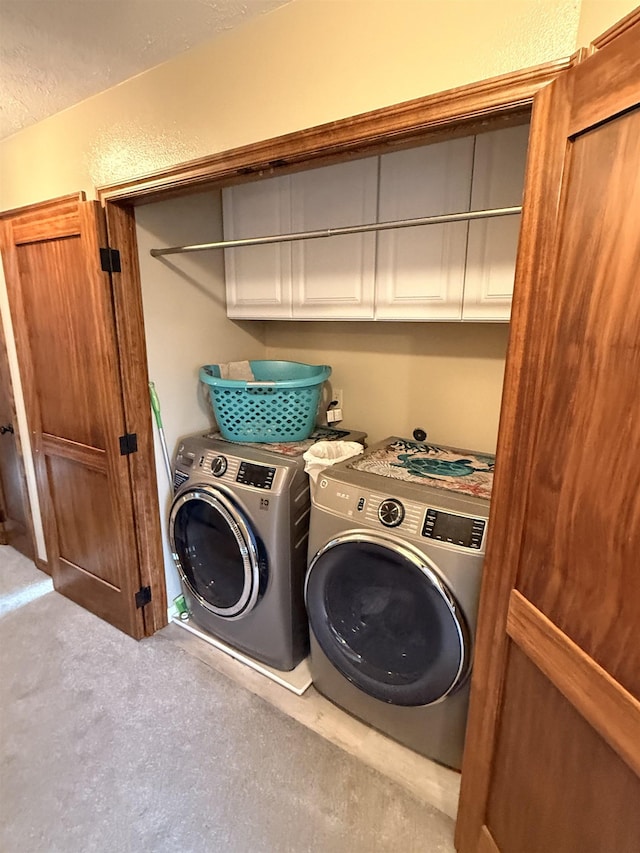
[103, 202, 167, 634]
[592, 6, 640, 50]
[97, 58, 569, 206]
[454, 74, 574, 853]
[507, 590, 640, 777]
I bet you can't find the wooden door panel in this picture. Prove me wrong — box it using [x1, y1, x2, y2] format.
[455, 14, 640, 853]
[16, 237, 109, 447]
[1, 197, 145, 637]
[517, 106, 640, 697]
[46, 456, 121, 586]
[487, 646, 640, 853]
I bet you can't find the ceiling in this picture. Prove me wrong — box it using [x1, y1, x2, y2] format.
[0, 0, 292, 140]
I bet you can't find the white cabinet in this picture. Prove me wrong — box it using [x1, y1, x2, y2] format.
[223, 160, 377, 320]
[223, 174, 293, 319]
[223, 125, 529, 322]
[290, 159, 377, 319]
[463, 124, 530, 321]
[375, 138, 475, 320]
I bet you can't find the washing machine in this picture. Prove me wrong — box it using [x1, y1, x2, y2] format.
[304, 436, 493, 769]
[169, 427, 366, 671]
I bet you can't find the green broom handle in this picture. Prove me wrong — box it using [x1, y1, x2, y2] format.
[149, 381, 173, 484]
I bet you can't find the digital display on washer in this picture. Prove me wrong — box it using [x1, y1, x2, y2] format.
[422, 508, 485, 549]
[236, 461, 276, 490]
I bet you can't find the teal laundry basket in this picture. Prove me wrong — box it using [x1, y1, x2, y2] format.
[200, 360, 332, 443]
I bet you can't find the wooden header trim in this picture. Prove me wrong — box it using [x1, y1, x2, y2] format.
[507, 591, 640, 778]
[592, 6, 640, 50]
[98, 57, 569, 206]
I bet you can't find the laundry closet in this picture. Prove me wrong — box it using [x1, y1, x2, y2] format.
[134, 120, 530, 602]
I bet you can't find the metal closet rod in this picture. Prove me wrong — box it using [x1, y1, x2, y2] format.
[150, 205, 522, 258]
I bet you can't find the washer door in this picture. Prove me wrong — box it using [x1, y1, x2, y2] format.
[305, 532, 470, 706]
[169, 486, 266, 619]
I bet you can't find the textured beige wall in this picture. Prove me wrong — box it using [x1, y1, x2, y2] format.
[265, 321, 510, 452]
[0, 0, 581, 210]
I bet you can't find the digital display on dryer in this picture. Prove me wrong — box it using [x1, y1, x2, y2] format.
[236, 461, 276, 490]
[422, 509, 485, 549]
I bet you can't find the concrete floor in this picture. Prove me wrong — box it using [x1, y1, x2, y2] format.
[0, 546, 457, 853]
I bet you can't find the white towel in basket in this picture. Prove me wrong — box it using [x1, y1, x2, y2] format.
[218, 360, 255, 381]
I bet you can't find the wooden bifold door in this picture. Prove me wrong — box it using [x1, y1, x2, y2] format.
[0, 195, 162, 638]
[455, 17, 640, 853]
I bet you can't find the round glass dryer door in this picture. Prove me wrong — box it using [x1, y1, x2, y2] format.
[169, 487, 265, 619]
[305, 534, 470, 706]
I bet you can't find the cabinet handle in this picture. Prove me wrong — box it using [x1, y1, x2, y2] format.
[0, 424, 14, 435]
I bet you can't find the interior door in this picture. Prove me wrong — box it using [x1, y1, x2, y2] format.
[0, 195, 147, 637]
[455, 18, 640, 853]
[0, 317, 34, 560]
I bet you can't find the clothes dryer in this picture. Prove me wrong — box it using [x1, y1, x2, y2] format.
[304, 436, 493, 768]
[169, 428, 365, 671]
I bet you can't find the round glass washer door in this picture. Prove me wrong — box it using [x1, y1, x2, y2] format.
[169, 486, 265, 619]
[305, 533, 470, 706]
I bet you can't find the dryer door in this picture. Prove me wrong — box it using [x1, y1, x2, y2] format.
[305, 532, 470, 706]
[169, 486, 266, 619]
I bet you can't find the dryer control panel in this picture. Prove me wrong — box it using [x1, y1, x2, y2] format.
[315, 477, 488, 551]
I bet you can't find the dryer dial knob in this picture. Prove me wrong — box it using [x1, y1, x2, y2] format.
[378, 499, 405, 528]
[211, 455, 228, 477]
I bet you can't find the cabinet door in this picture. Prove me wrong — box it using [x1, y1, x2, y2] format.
[290, 159, 378, 319]
[223, 175, 292, 319]
[463, 124, 530, 321]
[375, 138, 474, 320]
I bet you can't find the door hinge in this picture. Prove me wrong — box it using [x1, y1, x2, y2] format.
[135, 586, 152, 608]
[100, 247, 121, 273]
[119, 433, 138, 455]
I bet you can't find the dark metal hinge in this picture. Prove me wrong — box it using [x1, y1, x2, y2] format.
[119, 433, 138, 455]
[135, 586, 152, 608]
[100, 247, 121, 273]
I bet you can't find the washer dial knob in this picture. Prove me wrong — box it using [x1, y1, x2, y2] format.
[211, 455, 228, 477]
[378, 498, 405, 528]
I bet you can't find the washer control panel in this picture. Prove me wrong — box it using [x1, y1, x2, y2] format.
[422, 509, 486, 549]
[236, 461, 276, 490]
[175, 443, 285, 493]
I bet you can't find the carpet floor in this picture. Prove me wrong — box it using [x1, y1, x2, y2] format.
[0, 546, 455, 853]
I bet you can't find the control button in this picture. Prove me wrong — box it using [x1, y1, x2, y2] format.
[319, 478, 328, 489]
[378, 499, 405, 528]
[211, 455, 228, 477]
[357, 497, 366, 512]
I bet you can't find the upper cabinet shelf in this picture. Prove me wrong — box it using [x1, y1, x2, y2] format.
[222, 123, 530, 322]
